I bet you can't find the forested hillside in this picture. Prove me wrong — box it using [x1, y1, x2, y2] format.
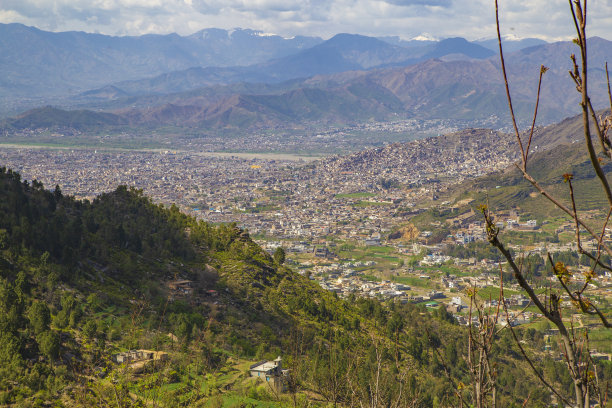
[0, 166, 600, 407]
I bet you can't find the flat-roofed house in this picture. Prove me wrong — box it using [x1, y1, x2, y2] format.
[249, 356, 289, 392]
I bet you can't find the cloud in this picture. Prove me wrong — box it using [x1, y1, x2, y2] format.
[0, 0, 611, 41]
[191, 0, 330, 22]
[0, 9, 27, 24]
[190, 0, 221, 15]
[383, 0, 452, 7]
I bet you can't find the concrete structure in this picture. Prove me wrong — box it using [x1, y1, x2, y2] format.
[112, 349, 169, 365]
[249, 356, 289, 392]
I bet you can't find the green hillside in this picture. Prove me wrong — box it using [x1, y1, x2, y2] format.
[415, 132, 612, 227]
[0, 166, 593, 407]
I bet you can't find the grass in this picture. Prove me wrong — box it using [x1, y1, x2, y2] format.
[392, 276, 436, 289]
[336, 244, 398, 265]
[418, 265, 461, 275]
[539, 216, 570, 234]
[370, 255, 400, 262]
[475, 286, 520, 300]
[588, 327, 612, 353]
[367, 246, 395, 254]
[497, 230, 543, 246]
[204, 394, 285, 407]
[126, 356, 298, 407]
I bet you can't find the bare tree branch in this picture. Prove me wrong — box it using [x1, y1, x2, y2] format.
[524, 66, 548, 166]
[518, 166, 612, 257]
[495, 0, 524, 163]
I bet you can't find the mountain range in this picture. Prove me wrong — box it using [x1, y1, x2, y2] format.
[0, 23, 322, 98]
[0, 24, 533, 109]
[74, 35, 498, 101]
[2, 23, 611, 136]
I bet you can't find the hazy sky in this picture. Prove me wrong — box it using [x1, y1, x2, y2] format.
[1, 0, 611, 41]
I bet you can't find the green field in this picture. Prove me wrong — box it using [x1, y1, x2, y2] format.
[475, 286, 520, 300]
[588, 327, 612, 353]
[392, 275, 436, 289]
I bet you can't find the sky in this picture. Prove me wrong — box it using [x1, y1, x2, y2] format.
[1, 0, 612, 41]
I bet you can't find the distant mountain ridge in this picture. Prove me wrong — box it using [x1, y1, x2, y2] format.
[0, 23, 523, 118]
[3, 24, 612, 135]
[131, 37, 612, 130]
[474, 36, 548, 53]
[423, 37, 495, 60]
[75, 34, 497, 100]
[4, 37, 612, 133]
[0, 23, 322, 100]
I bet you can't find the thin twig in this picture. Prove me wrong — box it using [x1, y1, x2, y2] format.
[587, 97, 611, 157]
[569, 0, 583, 50]
[593, 206, 612, 270]
[484, 210, 552, 320]
[606, 62, 612, 112]
[517, 165, 612, 257]
[568, 177, 582, 251]
[562, 176, 610, 276]
[572, 0, 612, 206]
[495, 0, 524, 163]
[548, 252, 611, 328]
[524, 66, 548, 167]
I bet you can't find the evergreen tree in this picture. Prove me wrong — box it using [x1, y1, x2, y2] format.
[273, 247, 286, 265]
[37, 330, 60, 362]
[28, 301, 51, 334]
